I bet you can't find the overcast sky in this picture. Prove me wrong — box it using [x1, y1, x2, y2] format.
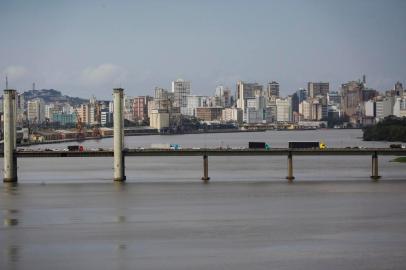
[1, 0, 405, 99]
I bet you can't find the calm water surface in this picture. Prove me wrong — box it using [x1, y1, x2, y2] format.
[1, 129, 405, 269]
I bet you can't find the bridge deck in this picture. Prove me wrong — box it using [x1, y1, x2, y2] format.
[2, 148, 405, 157]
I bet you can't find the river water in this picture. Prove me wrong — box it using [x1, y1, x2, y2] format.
[1, 129, 406, 269]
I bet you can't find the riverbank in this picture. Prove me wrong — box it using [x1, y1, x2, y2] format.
[363, 116, 406, 142]
[17, 128, 265, 147]
[392, 157, 406, 163]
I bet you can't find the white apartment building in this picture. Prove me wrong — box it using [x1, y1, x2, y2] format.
[124, 95, 134, 121]
[244, 95, 267, 124]
[276, 97, 292, 122]
[222, 108, 243, 123]
[236, 81, 263, 112]
[185, 95, 209, 117]
[375, 97, 394, 121]
[27, 98, 45, 124]
[172, 79, 191, 114]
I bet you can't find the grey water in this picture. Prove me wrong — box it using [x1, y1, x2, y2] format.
[1, 129, 406, 269]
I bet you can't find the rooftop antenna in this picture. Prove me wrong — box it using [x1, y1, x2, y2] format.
[6, 75, 8, 89]
[33, 82, 36, 90]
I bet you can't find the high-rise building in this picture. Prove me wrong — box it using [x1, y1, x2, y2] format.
[100, 108, 113, 127]
[16, 92, 26, 124]
[267, 81, 280, 97]
[222, 108, 243, 124]
[172, 79, 191, 113]
[215, 86, 232, 107]
[276, 97, 292, 122]
[196, 107, 223, 121]
[45, 104, 56, 119]
[266, 104, 277, 123]
[308, 82, 329, 98]
[244, 95, 267, 124]
[155, 87, 173, 100]
[52, 112, 77, 126]
[340, 80, 378, 123]
[27, 98, 45, 124]
[299, 98, 324, 121]
[291, 88, 307, 113]
[186, 95, 209, 117]
[236, 81, 263, 112]
[364, 100, 375, 117]
[133, 96, 152, 122]
[124, 95, 134, 122]
[394, 81, 404, 96]
[77, 104, 90, 125]
[327, 91, 341, 105]
[375, 97, 394, 121]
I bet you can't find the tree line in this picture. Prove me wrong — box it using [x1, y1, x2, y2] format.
[363, 116, 406, 142]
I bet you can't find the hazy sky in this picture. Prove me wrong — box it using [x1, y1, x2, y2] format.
[1, 0, 405, 99]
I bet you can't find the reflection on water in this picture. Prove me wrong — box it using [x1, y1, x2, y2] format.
[116, 215, 126, 223]
[2, 183, 19, 196]
[114, 181, 127, 192]
[3, 208, 20, 227]
[4, 245, 21, 262]
[3, 218, 19, 227]
[4, 209, 19, 214]
[116, 243, 127, 251]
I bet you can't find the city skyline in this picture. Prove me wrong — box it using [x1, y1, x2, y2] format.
[1, 0, 406, 99]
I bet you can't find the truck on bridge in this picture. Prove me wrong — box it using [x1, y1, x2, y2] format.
[249, 142, 271, 150]
[289, 141, 326, 149]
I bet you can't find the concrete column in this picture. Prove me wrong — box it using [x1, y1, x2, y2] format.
[371, 152, 381, 181]
[13, 94, 16, 149]
[113, 88, 126, 182]
[286, 152, 295, 182]
[201, 155, 210, 181]
[3, 89, 17, 183]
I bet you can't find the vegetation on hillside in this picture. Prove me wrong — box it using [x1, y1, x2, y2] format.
[363, 116, 406, 142]
[23, 89, 88, 106]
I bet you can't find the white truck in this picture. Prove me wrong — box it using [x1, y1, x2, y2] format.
[150, 143, 181, 150]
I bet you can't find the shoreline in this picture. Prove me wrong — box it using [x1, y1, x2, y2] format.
[16, 127, 364, 147]
[17, 128, 265, 147]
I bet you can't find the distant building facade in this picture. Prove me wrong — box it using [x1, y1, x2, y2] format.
[267, 81, 280, 97]
[308, 82, 329, 98]
[27, 98, 45, 124]
[196, 107, 223, 121]
[172, 79, 191, 114]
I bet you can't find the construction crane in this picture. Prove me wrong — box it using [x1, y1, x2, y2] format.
[74, 109, 85, 140]
[92, 102, 101, 138]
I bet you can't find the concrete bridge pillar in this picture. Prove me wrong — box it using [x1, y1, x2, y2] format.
[286, 152, 295, 182]
[3, 89, 17, 183]
[371, 152, 381, 181]
[113, 88, 126, 182]
[201, 154, 210, 181]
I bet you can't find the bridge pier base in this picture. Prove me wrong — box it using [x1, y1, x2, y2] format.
[3, 89, 17, 183]
[371, 152, 381, 181]
[286, 152, 295, 182]
[113, 88, 126, 182]
[201, 155, 210, 182]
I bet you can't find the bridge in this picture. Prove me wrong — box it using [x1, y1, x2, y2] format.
[2, 88, 405, 183]
[3, 148, 406, 182]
